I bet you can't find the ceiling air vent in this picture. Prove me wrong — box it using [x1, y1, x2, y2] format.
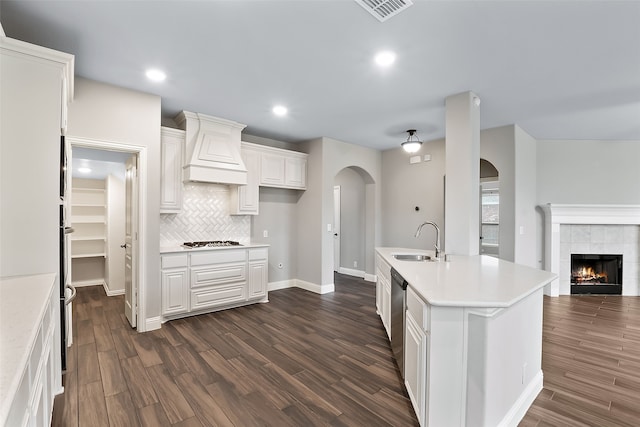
[354, 0, 413, 22]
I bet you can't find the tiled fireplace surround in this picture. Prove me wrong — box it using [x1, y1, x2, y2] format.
[542, 204, 640, 296]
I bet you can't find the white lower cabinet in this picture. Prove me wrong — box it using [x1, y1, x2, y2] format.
[161, 268, 189, 315]
[405, 285, 430, 426]
[248, 248, 268, 300]
[375, 254, 392, 338]
[404, 288, 429, 425]
[161, 247, 268, 319]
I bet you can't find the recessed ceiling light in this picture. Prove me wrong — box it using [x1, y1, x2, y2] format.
[374, 51, 396, 67]
[145, 68, 166, 82]
[272, 105, 288, 116]
[78, 167, 91, 173]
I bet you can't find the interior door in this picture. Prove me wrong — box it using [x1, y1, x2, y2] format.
[124, 155, 138, 328]
[333, 185, 341, 272]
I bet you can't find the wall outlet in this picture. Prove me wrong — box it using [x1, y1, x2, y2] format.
[263, 230, 269, 238]
[353, 261, 357, 268]
[327, 223, 332, 232]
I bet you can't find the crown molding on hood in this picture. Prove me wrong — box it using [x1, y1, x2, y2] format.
[175, 111, 247, 185]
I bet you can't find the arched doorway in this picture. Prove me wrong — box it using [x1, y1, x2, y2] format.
[333, 166, 376, 278]
[480, 158, 499, 257]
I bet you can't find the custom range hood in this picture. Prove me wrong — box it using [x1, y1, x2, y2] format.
[175, 111, 247, 185]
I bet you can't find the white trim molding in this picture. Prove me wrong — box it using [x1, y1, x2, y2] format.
[540, 204, 640, 296]
[145, 316, 162, 332]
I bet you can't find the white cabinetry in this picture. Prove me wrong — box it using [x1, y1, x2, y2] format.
[161, 254, 189, 315]
[1, 275, 58, 427]
[161, 246, 269, 319]
[229, 147, 260, 215]
[242, 142, 308, 190]
[405, 286, 429, 425]
[190, 250, 247, 310]
[160, 127, 185, 213]
[248, 248, 268, 300]
[375, 253, 392, 338]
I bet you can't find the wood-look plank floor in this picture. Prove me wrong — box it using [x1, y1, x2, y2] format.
[521, 295, 640, 427]
[52, 274, 419, 426]
[52, 277, 640, 426]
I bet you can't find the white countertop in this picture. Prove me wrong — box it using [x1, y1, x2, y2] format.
[377, 247, 556, 308]
[160, 242, 270, 254]
[0, 273, 56, 423]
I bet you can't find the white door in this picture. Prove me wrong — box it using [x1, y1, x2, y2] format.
[333, 185, 341, 272]
[124, 155, 138, 328]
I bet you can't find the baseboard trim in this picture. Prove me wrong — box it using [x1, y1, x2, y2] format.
[296, 279, 335, 294]
[364, 273, 377, 283]
[338, 267, 365, 278]
[497, 370, 543, 427]
[144, 316, 162, 332]
[269, 279, 335, 294]
[103, 283, 125, 296]
[72, 279, 105, 288]
[268, 279, 297, 292]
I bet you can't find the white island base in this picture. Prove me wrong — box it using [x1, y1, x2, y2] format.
[425, 288, 544, 426]
[376, 248, 555, 427]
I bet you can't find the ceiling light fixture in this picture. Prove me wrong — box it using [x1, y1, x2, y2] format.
[402, 129, 422, 153]
[272, 105, 288, 116]
[78, 167, 91, 173]
[145, 68, 166, 82]
[374, 51, 396, 67]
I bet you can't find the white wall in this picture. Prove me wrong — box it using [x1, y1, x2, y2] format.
[536, 139, 640, 269]
[297, 137, 381, 289]
[251, 187, 301, 283]
[381, 141, 446, 250]
[67, 77, 162, 326]
[513, 126, 538, 267]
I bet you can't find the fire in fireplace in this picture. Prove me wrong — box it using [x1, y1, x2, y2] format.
[570, 254, 622, 295]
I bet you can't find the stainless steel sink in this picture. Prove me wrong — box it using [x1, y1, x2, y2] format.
[392, 254, 432, 262]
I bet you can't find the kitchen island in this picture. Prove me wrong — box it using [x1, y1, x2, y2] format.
[375, 248, 556, 427]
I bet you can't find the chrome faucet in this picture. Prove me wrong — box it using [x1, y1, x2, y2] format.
[415, 221, 441, 259]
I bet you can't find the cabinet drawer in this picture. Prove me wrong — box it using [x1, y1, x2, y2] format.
[190, 249, 246, 266]
[249, 248, 268, 261]
[191, 283, 246, 311]
[407, 286, 430, 332]
[162, 254, 188, 269]
[191, 263, 246, 288]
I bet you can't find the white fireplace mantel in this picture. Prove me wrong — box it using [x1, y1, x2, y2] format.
[541, 204, 640, 296]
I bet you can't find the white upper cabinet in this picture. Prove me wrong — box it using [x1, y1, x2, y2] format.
[229, 147, 260, 215]
[160, 127, 185, 213]
[242, 142, 308, 190]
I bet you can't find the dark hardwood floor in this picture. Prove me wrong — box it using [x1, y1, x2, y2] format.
[52, 275, 640, 426]
[521, 294, 640, 427]
[52, 273, 419, 426]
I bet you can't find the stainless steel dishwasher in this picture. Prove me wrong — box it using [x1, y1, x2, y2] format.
[390, 267, 408, 377]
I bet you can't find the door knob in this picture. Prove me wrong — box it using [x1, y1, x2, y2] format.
[120, 243, 128, 248]
[334, 233, 338, 237]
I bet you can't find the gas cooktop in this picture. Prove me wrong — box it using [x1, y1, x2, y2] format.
[182, 240, 242, 248]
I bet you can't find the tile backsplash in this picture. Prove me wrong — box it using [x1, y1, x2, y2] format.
[160, 183, 250, 246]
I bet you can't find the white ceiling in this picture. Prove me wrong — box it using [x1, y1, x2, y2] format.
[2, 1, 639, 150]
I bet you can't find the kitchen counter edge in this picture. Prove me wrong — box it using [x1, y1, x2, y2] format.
[376, 247, 556, 309]
[160, 243, 270, 254]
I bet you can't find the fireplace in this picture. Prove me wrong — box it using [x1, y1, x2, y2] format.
[570, 254, 622, 295]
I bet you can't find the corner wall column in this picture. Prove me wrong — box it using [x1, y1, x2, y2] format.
[444, 91, 481, 256]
